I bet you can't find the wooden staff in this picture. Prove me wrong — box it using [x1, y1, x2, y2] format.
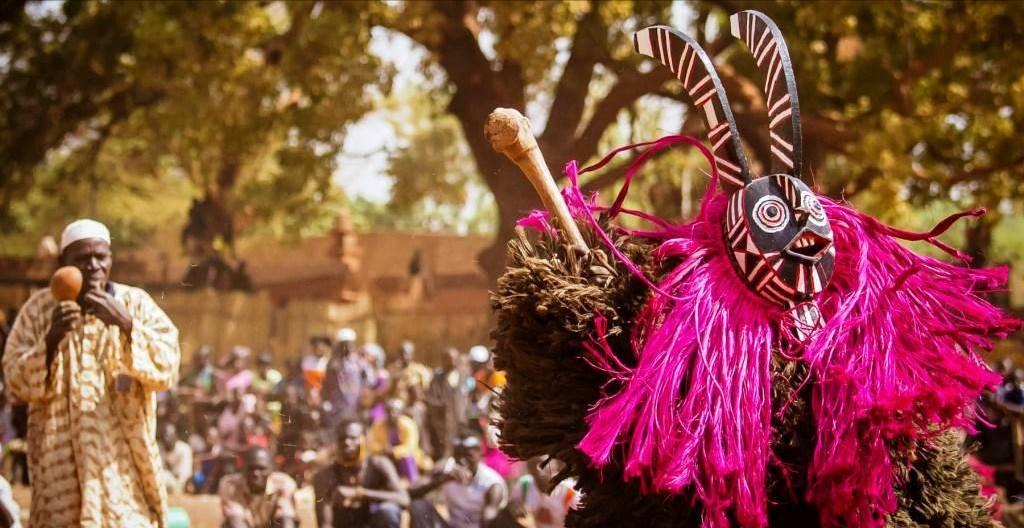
[485, 108, 588, 255]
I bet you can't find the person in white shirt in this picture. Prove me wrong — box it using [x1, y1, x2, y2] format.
[0, 475, 21, 528]
[158, 422, 194, 495]
[410, 435, 507, 528]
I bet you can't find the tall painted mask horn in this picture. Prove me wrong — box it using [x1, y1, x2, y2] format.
[633, 25, 752, 194]
[636, 12, 835, 335]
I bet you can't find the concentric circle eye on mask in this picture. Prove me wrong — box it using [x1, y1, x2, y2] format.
[753, 195, 789, 233]
[801, 192, 827, 226]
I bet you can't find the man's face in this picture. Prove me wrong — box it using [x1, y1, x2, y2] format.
[400, 343, 414, 365]
[283, 385, 299, 404]
[159, 425, 177, 450]
[338, 422, 365, 463]
[60, 238, 112, 296]
[245, 450, 273, 493]
[444, 348, 460, 371]
[386, 400, 404, 422]
[206, 428, 221, 445]
[455, 445, 481, 475]
[196, 348, 212, 368]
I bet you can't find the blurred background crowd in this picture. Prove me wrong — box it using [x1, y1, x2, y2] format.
[0, 314, 577, 527]
[970, 360, 1024, 527]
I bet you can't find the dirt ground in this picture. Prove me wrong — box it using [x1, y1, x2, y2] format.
[12, 484, 320, 527]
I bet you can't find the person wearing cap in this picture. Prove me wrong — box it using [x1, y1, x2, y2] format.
[3, 219, 181, 526]
[322, 328, 374, 432]
[410, 434, 508, 528]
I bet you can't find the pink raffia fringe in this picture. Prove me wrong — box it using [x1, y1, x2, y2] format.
[517, 136, 1020, 528]
[803, 198, 1015, 527]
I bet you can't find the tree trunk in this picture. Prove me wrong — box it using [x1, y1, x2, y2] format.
[964, 212, 997, 269]
[449, 89, 536, 284]
[419, 1, 538, 284]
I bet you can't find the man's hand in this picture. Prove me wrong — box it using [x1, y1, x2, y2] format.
[450, 466, 473, 484]
[45, 301, 81, 359]
[82, 289, 132, 334]
[334, 485, 363, 508]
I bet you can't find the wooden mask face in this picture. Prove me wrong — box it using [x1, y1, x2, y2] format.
[724, 174, 834, 306]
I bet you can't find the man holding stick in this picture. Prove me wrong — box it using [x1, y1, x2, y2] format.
[3, 219, 181, 526]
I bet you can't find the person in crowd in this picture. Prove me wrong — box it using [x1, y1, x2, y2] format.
[3, 219, 180, 526]
[1003, 369, 1024, 406]
[467, 345, 495, 428]
[218, 388, 249, 453]
[302, 335, 332, 392]
[313, 419, 408, 528]
[509, 457, 579, 528]
[180, 344, 216, 397]
[274, 356, 305, 397]
[220, 346, 255, 394]
[368, 398, 429, 482]
[390, 341, 433, 406]
[275, 384, 317, 481]
[410, 435, 508, 528]
[390, 340, 433, 454]
[159, 422, 194, 496]
[463, 346, 517, 478]
[219, 446, 298, 528]
[252, 352, 283, 396]
[426, 347, 473, 460]
[198, 427, 234, 494]
[241, 414, 272, 450]
[322, 328, 374, 432]
[363, 343, 392, 423]
[0, 474, 21, 528]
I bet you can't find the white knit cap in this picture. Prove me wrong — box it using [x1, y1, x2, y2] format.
[60, 219, 111, 252]
[468, 345, 490, 363]
[335, 327, 357, 343]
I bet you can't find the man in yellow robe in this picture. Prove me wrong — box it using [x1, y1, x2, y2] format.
[3, 219, 180, 527]
[367, 398, 430, 481]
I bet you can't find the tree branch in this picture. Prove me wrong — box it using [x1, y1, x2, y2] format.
[578, 113, 701, 194]
[569, 67, 673, 162]
[261, 1, 317, 65]
[540, 2, 607, 146]
[930, 153, 1024, 187]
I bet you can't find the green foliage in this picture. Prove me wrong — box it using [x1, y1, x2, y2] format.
[2, 0, 1022, 278]
[0, 0, 383, 254]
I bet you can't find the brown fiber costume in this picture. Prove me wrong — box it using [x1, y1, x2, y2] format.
[491, 228, 995, 527]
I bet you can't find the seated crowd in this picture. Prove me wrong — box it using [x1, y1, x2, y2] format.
[153, 329, 578, 528]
